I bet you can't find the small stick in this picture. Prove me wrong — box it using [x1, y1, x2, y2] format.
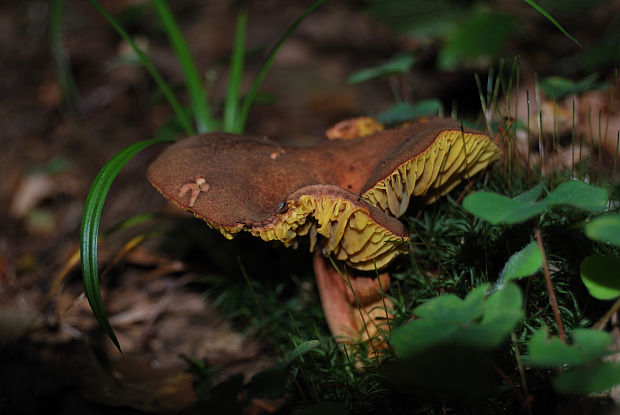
[593, 297, 620, 330]
[455, 179, 476, 205]
[511, 332, 532, 415]
[535, 229, 565, 342]
[494, 365, 523, 402]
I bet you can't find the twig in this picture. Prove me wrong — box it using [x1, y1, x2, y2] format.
[494, 365, 523, 402]
[511, 332, 532, 415]
[455, 179, 476, 205]
[535, 229, 565, 342]
[594, 297, 620, 330]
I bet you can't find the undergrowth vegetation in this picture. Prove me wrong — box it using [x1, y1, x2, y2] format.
[186, 170, 618, 413]
[72, 0, 620, 413]
[179, 64, 620, 412]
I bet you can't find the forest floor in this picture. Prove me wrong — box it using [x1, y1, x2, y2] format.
[1, 1, 618, 414]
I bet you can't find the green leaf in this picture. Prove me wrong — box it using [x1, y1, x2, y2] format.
[460, 283, 523, 348]
[285, 339, 320, 362]
[462, 191, 545, 225]
[526, 325, 620, 394]
[538, 74, 605, 100]
[223, 11, 247, 133]
[348, 54, 415, 84]
[573, 329, 617, 361]
[521, 0, 581, 47]
[236, 0, 326, 133]
[80, 138, 174, 350]
[526, 329, 583, 366]
[152, 0, 215, 133]
[438, 11, 514, 71]
[366, 0, 467, 39]
[553, 362, 620, 394]
[414, 283, 487, 325]
[500, 241, 542, 283]
[525, 328, 613, 367]
[581, 255, 620, 300]
[513, 182, 543, 204]
[391, 283, 522, 358]
[541, 180, 608, 212]
[463, 181, 609, 225]
[586, 214, 620, 247]
[376, 100, 442, 125]
[87, 0, 194, 136]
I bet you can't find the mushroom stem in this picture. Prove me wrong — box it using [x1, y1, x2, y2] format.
[312, 251, 393, 345]
[313, 250, 358, 340]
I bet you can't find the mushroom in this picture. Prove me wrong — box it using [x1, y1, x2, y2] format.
[325, 116, 384, 140]
[146, 117, 499, 346]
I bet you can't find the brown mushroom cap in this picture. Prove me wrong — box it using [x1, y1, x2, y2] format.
[147, 118, 499, 270]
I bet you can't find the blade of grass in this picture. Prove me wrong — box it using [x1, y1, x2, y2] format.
[521, 0, 581, 47]
[151, 0, 215, 133]
[80, 137, 174, 351]
[223, 11, 247, 132]
[474, 72, 492, 136]
[87, 0, 195, 136]
[235, 0, 326, 133]
[49, 0, 79, 109]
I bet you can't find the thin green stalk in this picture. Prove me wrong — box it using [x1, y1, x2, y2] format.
[151, 0, 215, 133]
[87, 0, 195, 136]
[598, 109, 602, 184]
[223, 11, 247, 132]
[535, 75, 544, 176]
[235, 0, 326, 133]
[552, 95, 558, 184]
[526, 89, 532, 185]
[474, 73, 492, 136]
[614, 132, 619, 179]
[571, 99, 576, 176]
[49, 0, 79, 109]
[510, 332, 532, 415]
[237, 257, 266, 325]
[512, 58, 523, 189]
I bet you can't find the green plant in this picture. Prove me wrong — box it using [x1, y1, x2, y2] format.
[525, 328, 620, 394]
[463, 179, 620, 396]
[79, 0, 326, 349]
[364, 0, 581, 72]
[391, 283, 523, 357]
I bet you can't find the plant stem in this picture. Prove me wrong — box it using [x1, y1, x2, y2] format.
[49, 0, 79, 109]
[535, 228, 565, 342]
[494, 365, 523, 403]
[593, 297, 620, 330]
[237, 257, 266, 325]
[511, 332, 532, 415]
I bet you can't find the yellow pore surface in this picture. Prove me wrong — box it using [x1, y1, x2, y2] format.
[250, 194, 408, 271]
[362, 130, 500, 217]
